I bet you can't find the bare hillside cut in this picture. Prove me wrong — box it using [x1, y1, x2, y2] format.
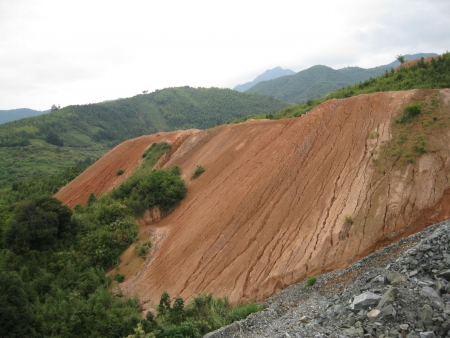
[57, 89, 450, 309]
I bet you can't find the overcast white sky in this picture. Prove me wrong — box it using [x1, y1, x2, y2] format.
[0, 0, 449, 110]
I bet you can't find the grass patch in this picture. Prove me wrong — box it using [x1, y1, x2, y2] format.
[395, 102, 422, 123]
[344, 215, 353, 225]
[192, 165, 205, 179]
[136, 241, 152, 258]
[147, 292, 265, 337]
[369, 131, 379, 139]
[413, 135, 426, 155]
[114, 274, 125, 283]
[306, 276, 317, 287]
[371, 92, 448, 176]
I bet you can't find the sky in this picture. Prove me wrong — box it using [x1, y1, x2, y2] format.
[0, 0, 449, 111]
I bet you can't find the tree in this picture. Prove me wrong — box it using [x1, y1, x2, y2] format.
[87, 192, 97, 206]
[0, 271, 36, 337]
[4, 196, 75, 253]
[396, 54, 405, 64]
[157, 291, 171, 316]
[51, 104, 60, 111]
[45, 130, 64, 146]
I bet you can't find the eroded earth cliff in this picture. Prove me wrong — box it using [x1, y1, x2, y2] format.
[56, 89, 450, 310]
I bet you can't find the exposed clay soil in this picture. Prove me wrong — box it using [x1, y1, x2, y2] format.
[57, 89, 450, 311]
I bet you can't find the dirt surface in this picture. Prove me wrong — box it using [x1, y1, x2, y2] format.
[57, 89, 450, 310]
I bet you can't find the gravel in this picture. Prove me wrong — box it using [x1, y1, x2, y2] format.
[205, 220, 450, 337]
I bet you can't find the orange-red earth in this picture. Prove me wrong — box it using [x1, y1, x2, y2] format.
[56, 89, 450, 310]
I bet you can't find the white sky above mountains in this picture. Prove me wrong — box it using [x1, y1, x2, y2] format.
[1, 0, 449, 110]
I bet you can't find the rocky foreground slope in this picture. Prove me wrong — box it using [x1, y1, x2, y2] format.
[206, 219, 450, 337]
[56, 89, 450, 309]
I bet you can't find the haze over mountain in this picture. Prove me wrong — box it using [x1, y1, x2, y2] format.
[233, 67, 295, 92]
[0, 108, 49, 124]
[245, 53, 438, 103]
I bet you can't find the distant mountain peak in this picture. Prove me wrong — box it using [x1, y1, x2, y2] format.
[234, 67, 295, 92]
[243, 52, 439, 103]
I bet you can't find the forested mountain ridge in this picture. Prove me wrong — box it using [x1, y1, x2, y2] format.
[246, 65, 354, 103]
[0, 86, 290, 188]
[245, 53, 438, 103]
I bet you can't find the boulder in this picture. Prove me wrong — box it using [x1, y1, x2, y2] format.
[376, 287, 398, 310]
[386, 271, 404, 286]
[350, 291, 382, 310]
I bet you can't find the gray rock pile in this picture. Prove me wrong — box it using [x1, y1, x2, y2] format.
[205, 220, 450, 338]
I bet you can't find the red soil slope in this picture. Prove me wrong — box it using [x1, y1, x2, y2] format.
[57, 89, 450, 308]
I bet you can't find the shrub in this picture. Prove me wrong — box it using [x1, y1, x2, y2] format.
[142, 141, 171, 161]
[306, 276, 317, 287]
[414, 136, 426, 155]
[396, 103, 422, 123]
[192, 165, 205, 179]
[344, 215, 353, 225]
[87, 192, 97, 206]
[116, 169, 125, 176]
[4, 196, 75, 253]
[152, 292, 264, 336]
[369, 131, 379, 139]
[114, 274, 125, 283]
[111, 168, 186, 216]
[171, 165, 182, 176]
[138, 246, 147, 257]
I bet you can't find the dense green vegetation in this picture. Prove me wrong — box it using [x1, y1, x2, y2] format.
[0, 142, 261, 337]
[0, 194, 142, 337]
[131, 292, 263, 338]
[0, 159, 93, 206]
[0, 87, 289, 188]
[0, 139, 105, 189]
[0, 87, 289, 147]
[328, 53, 450, 99]
[395, 102, 423, 123]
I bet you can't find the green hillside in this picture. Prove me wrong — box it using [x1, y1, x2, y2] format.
[237, 52, 450, 121]
[327, 54, 450, 99]
[245, 53, 438, 103]
[0, 87, 289, 188]
[245, 65, 378, 103]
